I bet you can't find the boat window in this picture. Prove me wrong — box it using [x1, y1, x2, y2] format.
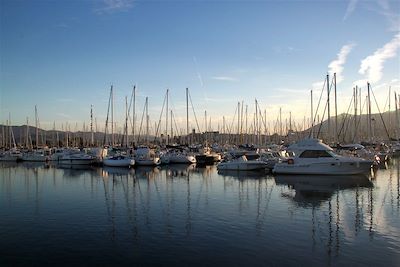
[299, 150, 333, 158]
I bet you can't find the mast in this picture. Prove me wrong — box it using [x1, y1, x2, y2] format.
[132, 85, 136, 145]
[279, 107, 282, 138]
[145, 97, 149, 145]
[170, 109, 173, 142]
[354, 86, 358, 143]
[166, 89, 169, 145]
[367, 83, 372, 142]
[26, 117, 29, 149]
[310, 90, 314, 138]
[395, 92, 399, 140]
[90, 105, 94, 146]
[334, 73, 338, 144]
[204, 110, 207, 145]
[238, 101, 240, 144]
[327, 74, 330, 142]
[111, 85, 114, 147]
[389, 86, 391, 137]
[35, 105, 38, 148]
[186, 88, 189, 144]
[125, 96, 128, 147]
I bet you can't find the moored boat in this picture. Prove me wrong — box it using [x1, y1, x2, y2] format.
[273, 138, 373, 175]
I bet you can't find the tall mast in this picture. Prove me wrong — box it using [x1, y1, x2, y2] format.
[388, 86, 391, 137]
[90, 104, 94, 146]
[132, 85, 136, 145]
[279, 107, 282, 138]
[238, 101, 240, 144]
[145, 97, 149, 145]
[170, 109, 173, 141]
[125, 96, 128, 147]
[255, 99, 259, 145]
[326, 74, 330, 142]
[354, 86, 358, 143]
[26, 117, 29, 148]
[310, 90, 314, 138]
[166, 89, 169, 145]
[367, 83, 372, 142]
[395, 92, 399, 139]
[111, 85, 114, 147]
[35, 105, 38, 148]
[334, 73, 338, 144]
[186, 88, 189, 144]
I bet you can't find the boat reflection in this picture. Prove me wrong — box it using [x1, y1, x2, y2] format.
[55, 163, 96, 177]
[102, 166, 135, 177]
[160, 163, 196, 177]
[274, 174, 373, 205]
[218, 169, 269, 179]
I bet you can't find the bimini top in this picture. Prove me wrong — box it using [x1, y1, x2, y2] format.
[287, 138, 333, 156]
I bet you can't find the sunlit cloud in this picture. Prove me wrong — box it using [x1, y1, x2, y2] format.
[343, 0, 358, 21]
[211, 76, 239, 82]
[94, 0, 134, 15]
[328, 43, 355, 83]
[359, 33, 400, 84]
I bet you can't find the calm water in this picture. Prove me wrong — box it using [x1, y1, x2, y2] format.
[1, 161, 399, 266]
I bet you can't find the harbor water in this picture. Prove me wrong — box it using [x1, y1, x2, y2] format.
[1, 161, 399, 266]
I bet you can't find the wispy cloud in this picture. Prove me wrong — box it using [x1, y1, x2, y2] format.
[193, 56, 204, 88]
[358, 33, 400, 84]
[376, 0, 400, 32]
[94, 0, 134, 15]
[211, 76, 239, 82]
[328, 43, 355, 83]
[343, 0, 358, 21]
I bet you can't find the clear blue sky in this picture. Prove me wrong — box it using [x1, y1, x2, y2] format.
[1, 0, 399, 133]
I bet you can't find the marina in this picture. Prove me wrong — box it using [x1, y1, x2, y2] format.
[2, 1, 400, 266]
[0, 160, 399, 266]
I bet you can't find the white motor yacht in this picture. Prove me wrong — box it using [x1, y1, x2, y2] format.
[273, 138, 373, 175]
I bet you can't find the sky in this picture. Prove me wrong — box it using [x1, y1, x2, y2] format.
[1, 0, 399, 135]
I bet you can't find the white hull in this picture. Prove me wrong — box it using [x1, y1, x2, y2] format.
[58, 159, 95, 165]
[273, 161, 372, 175]
[103, 158, 135, 167]
[58, 153, 96, 165]
[135, 158, 160, 166]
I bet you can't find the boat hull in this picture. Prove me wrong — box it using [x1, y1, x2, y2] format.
[103, 158, 135, 167]
[273, 161, 372, 175]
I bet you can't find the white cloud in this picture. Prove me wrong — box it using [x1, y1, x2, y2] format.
[211, 76, 239, 82]
[377, 0, 400, 32]
[94, 0, 134, 14]
[328, 43, 355, 83]
[358, 33, 400, 84]
[343, 0, 358, 21]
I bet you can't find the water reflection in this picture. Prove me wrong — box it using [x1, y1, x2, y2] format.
[218, 169, 269, 179]
[274, 174, 373, 206]
[0, 161, 399, 266]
